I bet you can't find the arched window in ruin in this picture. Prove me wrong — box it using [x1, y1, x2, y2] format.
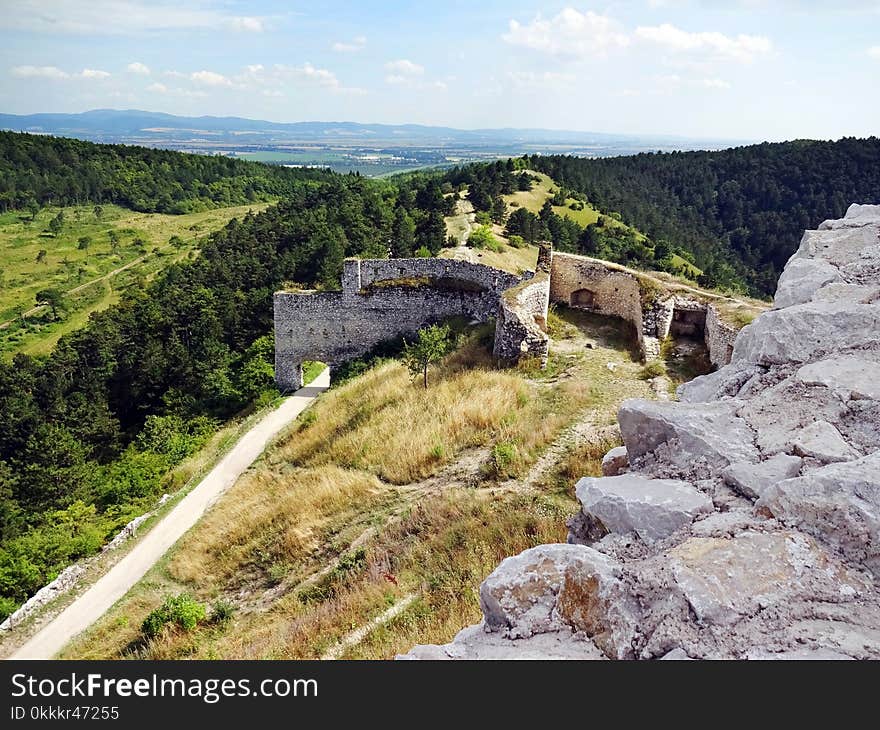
[571, 288, 596, 308]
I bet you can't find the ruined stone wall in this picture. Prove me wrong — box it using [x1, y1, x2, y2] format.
[549, 252, 645, 350]
[275, 286, 504, 390]
[704, 305, 737, 368]
[643, 294, 736, 367]
[493, 245, 551, 364]
[275, 257, 528, 391]
[353, 257, 521, 294]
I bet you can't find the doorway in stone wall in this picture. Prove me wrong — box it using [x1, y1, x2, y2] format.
[663, 306, 712, 385]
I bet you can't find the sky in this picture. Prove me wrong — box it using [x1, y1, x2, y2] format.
[0, 0, 878, 141]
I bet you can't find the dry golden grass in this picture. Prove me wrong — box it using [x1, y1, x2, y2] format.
[67, 489, 569, 659]
[274, 358, 535, 484]
[61, 311, 656, 661]
[169, 465, 387, 588]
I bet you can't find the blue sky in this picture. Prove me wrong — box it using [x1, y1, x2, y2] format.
[1, 1, 878, 140]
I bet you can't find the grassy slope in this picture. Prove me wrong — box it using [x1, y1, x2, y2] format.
[60, 311, 654, 660]
[506, 171, 702, 278]
[0, 202, 272, 356]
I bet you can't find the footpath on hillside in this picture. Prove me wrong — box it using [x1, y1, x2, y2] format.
[7, 370, 330, 660]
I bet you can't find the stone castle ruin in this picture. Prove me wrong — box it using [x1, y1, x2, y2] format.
[274, 245, 740, 390]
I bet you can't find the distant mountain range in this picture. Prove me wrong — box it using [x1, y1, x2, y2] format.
[0, 108, 747, 152]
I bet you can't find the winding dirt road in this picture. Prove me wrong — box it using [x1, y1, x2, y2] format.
[8, 369, 330, 659]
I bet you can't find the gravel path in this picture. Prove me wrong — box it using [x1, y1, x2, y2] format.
[9, 369, 330, 659]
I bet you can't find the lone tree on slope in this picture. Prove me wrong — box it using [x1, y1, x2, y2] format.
[403, 323, 452, 389]
[35, 287, 65, 319]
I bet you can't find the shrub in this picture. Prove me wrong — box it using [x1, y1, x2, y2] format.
[639, 360, 667, 379]
[210, 599, 235, 625]
[507, 234, 526, 249]
[141, 593, 207, 638]
[491, 442, 520, 478]
[467, 225, 503, 252]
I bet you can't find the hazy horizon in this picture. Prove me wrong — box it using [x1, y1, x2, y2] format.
[1, 2, 879, 141]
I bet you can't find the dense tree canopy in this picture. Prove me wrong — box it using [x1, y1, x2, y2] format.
[527, 138, 880, 294]
[0, 131, 322, 213]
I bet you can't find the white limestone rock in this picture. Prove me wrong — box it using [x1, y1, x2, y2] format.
[793, 225, 878, 268]
[731, 301, 880, 366]
[398, 624, 606, 661]
[667, 530, 869, 627]
[618, 398, 758, 471]
[811, 283, 880, 305]
[478, 543, 640, 659]
[758, 453, 880, 577]
[744, 648, 854, 660]
[796, 354, 880, 401]
[575, 474, 713, 544]
[818, 203, 880, 230]
[676, 362, 763, 403]
[601, 445, 629, 476]
[773, 257, 842, 309]
[722, 454, 803, 501]
[787, 420, 861, 463]
[784, 619, 880, 660]
[659, 647, 694, 660]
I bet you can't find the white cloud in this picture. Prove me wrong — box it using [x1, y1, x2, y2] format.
[290, 62, 340, 88]
[126, 61, 150, 75]
[384, 59, 424, 76]
[332, 35, 366, 52]
[11, 65, 70, 79]
[635, 23, 772, 63]
[190, 70, 232, 87]
[11, 65, 111, 80]
[80, 68, 111, 79]
[507, 70, 577, 89]
[7, 1, 267, 35]
[869, 45, 880, 59]
[147, 82, 167, 93]
[502, 8, 629, 58]
[262, 89, 283, 97]
[227, 17, 264, 33]
[275, 63, 366, 95]
[701, 77, 732, 89]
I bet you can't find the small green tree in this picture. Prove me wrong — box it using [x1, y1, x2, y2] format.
[93, 204, 103, 220]
[77, 236, 91, 250]
[47, 211, 64, 236]
[25, 198, 40, 222]
[36, 287, 65, 318]
[403, 323, 451, 389]
[108, 230, 120, 251]
[467, 225, 501, 251]
[35, 249, 47, 264]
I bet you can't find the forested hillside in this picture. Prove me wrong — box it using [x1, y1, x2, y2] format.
[528, 138, 880, 294]
[0, 139, 455, 619]
[442, 159, 695, 283]
[0, 131, 313, 214]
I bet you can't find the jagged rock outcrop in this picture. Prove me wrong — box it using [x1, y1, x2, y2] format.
[401, 203, 880, 660]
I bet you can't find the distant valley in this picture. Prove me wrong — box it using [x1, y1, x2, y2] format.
[0, 109, 748, 177]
